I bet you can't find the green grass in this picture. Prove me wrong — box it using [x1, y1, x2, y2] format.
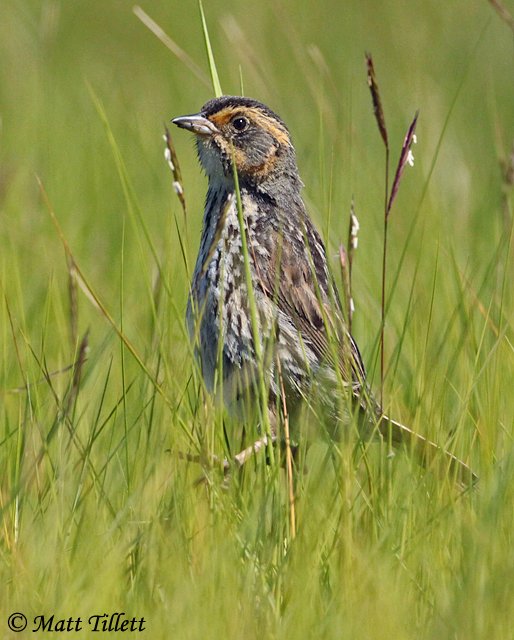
[1, 0, 514, 637]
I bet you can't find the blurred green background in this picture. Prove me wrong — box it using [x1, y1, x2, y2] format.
[1, 0, 514, 638]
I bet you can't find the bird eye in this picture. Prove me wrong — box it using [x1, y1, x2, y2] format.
[232, 117, 248, 132]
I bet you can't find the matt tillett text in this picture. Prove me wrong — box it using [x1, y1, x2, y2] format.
[32, 613, 146, 632]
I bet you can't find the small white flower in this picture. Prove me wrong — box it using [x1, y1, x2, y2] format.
[173, 181, 183, 195]
[350, 298, 355, 313]
[351, 236, 358, 249]
[412, 134, 417, 144]
[406, 149, 415, 167]
[164, 147, 175, 171]
[350, 214, 359, 237]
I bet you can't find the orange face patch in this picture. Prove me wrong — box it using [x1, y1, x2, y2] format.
[206, 105, 292, 177]
[209, 106, 291, 148]
[248, 109, 291, 148]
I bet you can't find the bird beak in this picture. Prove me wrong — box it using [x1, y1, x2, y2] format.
[172, 114, 219, 136]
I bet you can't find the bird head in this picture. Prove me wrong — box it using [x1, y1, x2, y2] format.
[173, 96, 301, 191]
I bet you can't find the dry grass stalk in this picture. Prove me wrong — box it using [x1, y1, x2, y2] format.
[366, 53, 389, 152]
[487, 0, 514, 31]
[164, 124, 188, 226]
[365, 53, 390, 404]
[365, 53, 419, 408]
[387, 113, 419, 216]
[67, 255, 79, 350]
[65, 329, 89, 417]
[339, 200, 359, 332]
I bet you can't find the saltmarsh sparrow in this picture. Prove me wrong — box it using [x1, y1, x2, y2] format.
[173, 96, 475, 485]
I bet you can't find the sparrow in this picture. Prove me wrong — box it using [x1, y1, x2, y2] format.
[172, 95, 476, 485]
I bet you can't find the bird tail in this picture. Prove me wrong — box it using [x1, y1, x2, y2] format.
[379, 414, 477, 489]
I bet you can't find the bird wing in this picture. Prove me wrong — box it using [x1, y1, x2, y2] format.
[250, 203, 477, 488]
[251, 213, 366, 390]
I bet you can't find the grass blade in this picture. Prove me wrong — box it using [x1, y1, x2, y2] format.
[198, 0, 223, 97]
[133, 5, 211, 88]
